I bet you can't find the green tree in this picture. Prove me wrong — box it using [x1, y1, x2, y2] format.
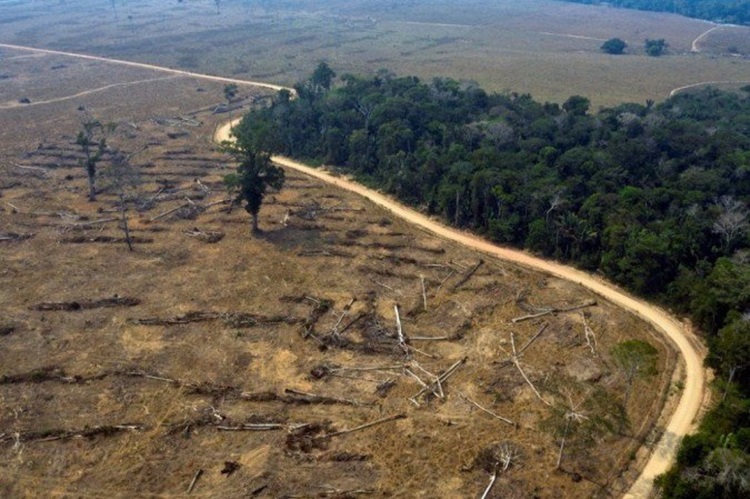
[76, 116, 115, 201]
[601, 37, 627, 55]
[223, 83, 238, 105]
[311, 61, 336, 91]
[709, 319, 750, 399]
[222, 132, 284, 234]
[645, 38, 668, 56]
[562, 95, 590, 116]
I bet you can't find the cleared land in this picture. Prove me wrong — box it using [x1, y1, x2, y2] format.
[0, 0, 749, 108]
[0, 53, 681, 497]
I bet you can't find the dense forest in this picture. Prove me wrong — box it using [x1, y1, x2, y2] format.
[561, 0, 750, 25]
[234, 65, 750, 496]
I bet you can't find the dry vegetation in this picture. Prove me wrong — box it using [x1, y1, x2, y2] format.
[0, 53, 682, 497]
[0, 0, 748, 108]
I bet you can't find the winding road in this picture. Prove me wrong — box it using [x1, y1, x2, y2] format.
[1, 42, 707, 498]
[216, 121, 706, 498]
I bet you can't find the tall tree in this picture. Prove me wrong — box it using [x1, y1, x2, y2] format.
[76, 115, 115, 201]
[222, 130, 284, 234]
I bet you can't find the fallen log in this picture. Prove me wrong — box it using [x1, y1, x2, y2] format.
[452, 259, 484, 291]
[316, 413, 407, 440]
[31, 296, 141, 311]
[511, 300, 596, 323]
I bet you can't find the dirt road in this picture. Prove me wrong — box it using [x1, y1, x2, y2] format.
[669, 79, 750, 97]
[216, 120, 706, 498]
[0, 40, 706, 497]
[0, 43, 289, 93]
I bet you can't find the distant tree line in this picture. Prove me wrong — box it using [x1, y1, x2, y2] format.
[234, 65, 750, 496]
[561, 0, 750, 25]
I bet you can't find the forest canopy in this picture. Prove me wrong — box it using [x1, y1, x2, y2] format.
[235, 66, 750, 496]
[561, 0, 750, 25]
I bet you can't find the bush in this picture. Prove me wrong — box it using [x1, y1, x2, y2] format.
[601, 37, 627, 55]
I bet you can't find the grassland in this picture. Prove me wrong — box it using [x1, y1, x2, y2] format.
[0, 0, 748, 108]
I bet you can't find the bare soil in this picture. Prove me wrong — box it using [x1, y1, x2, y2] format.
[0, 56, 679, 497]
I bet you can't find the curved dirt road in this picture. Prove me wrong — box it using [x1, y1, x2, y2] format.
[216, 120, 706, 498]
[670, 79, 750, 97]
[0, 41, 705, 497]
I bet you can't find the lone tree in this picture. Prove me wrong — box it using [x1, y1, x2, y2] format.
[76, 115, 115, 201]
[102, 150, 141, 251]
[222, 124, 284, 234]
[223, 83, 238, 105]
[644, 38, 668, 56]
[601, 37, 627, 55]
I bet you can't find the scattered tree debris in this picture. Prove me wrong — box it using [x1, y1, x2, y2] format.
[409, 357, 467, 405]
[31, 296, 140, 311]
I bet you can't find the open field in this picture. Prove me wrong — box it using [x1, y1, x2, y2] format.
[0, 52, 682, 496]
[0, 0, 749, 108]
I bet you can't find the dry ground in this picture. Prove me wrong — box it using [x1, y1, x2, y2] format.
[0, 0, 749, 108]
[0, 56, 680, 497]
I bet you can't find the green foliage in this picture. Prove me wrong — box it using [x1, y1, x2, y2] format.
[560, 0, 750, 25]
[645, 38, 668, 56]
[75, 117, 115, 201]
[601, 37, 627, 55]
[222, 127, 284, 233]
[611, 340, 659, 377]
[223, 83, 238, 103]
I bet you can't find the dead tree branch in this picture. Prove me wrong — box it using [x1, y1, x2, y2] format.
[409, 357, 468, 405]
[510, 332, 552, 406]
[452, 259, 484, 290]
[457, 392, 515, 426]
[581, 312, 597, 355]
[318, 413, 407, 440]
[187, 469, 203, 494]
[511, 300, 596, 323]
